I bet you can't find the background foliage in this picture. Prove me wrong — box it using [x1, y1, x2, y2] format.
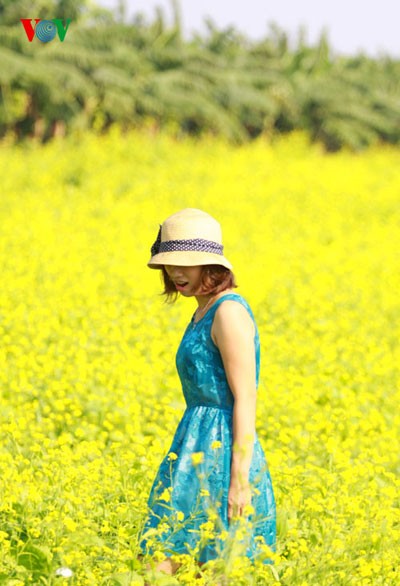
[0, 0, 399, 150]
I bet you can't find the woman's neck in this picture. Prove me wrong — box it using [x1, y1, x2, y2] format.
[195, 288, 234, 309]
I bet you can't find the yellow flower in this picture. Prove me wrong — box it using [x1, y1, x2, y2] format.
[63, 517, 77, 532]
[191, 452, 204, 466]
[200, 520, 214, 532]
[243, 503, 255, 516]
[159, 488, 172, 503]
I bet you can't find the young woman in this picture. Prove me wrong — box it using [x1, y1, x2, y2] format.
[138, 208, 276, 578]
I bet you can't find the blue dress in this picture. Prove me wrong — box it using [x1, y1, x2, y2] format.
[138, 292, 276, 565]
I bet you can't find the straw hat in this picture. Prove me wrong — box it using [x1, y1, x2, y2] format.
[148, 208, 233, 270]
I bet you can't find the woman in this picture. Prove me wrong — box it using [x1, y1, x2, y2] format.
[138, 208, 276, 578]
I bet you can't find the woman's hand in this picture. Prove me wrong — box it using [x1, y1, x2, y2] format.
[227, 478, 252, 523]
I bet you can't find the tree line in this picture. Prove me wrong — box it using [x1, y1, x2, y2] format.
[0, 0, 399, 150]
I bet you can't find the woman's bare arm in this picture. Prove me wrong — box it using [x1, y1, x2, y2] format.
[212, 301, 257, 485]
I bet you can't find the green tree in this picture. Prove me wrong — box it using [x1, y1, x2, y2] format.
[0, 0, 399, 148]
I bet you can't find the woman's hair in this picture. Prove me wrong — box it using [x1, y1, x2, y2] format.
[160, 265, 238, 303]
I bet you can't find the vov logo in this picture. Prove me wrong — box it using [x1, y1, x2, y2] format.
[20, 19, 71, 43]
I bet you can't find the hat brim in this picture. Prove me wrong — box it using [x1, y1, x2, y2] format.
[148, 250, 233, 270]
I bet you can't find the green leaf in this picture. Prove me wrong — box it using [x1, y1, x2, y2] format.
[104, 571, 145, 586]
[17, 542, 51, 576]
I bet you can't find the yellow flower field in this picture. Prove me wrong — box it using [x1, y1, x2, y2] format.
[0, 128, 399, 585]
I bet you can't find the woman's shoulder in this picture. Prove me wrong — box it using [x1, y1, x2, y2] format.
[215, 290, 252, 312]
[212, 291, 256, 331]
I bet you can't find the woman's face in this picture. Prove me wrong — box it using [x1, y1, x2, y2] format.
[164, 265, 205, 296]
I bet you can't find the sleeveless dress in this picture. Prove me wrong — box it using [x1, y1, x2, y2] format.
[138, 292, 276, 565]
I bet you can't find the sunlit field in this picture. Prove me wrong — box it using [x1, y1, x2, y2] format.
[0, 129, 399, 585]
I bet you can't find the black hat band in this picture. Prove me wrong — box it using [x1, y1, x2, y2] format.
[151, 225, 223, 256]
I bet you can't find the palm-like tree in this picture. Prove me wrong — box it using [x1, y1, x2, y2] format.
[0, 0, 399, 149]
